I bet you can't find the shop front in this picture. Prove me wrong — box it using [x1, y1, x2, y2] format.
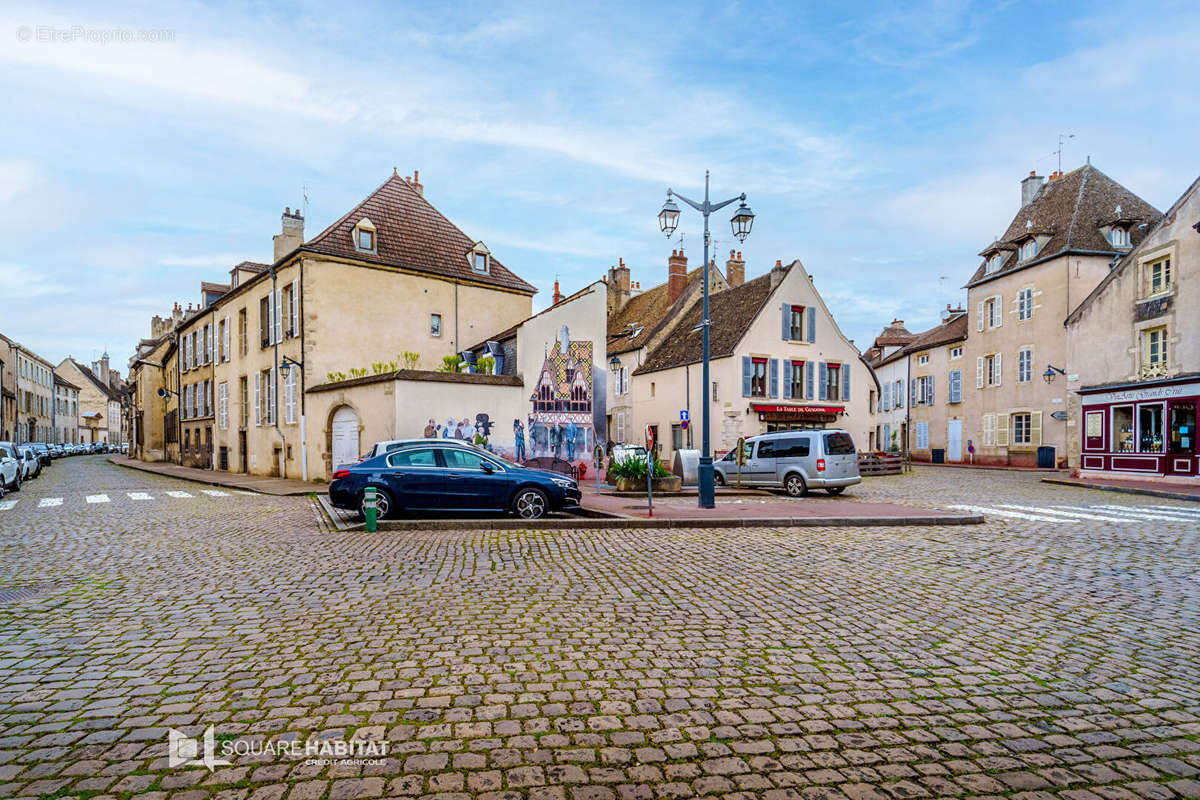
[751, 402, 846, 432]
[1077, 375, 1198, 482]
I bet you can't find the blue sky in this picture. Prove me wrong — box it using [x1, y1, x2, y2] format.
[2, 0, 1197, 368]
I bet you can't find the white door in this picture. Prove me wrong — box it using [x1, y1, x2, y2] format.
[947, 419, 962, 462]
[331, 407, 360, 468]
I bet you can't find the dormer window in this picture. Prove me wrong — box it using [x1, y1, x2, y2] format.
[1019, 239, 1038, 262]
[469, 241, 491, 274]
[1109, 227, 1130, 247]
[985, 254, 1003, 274]
[353, 218, 377, 254]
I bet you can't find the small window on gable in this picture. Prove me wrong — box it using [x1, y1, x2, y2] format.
[469, 241, 491, 274]
[1109, 227, 1129, 247]
[985, 254, 1003, 274]
[1019, 239, 1038, 262]
[353, 218, 377, 254]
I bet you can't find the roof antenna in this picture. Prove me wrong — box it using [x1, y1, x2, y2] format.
[302, 182, 310, 220]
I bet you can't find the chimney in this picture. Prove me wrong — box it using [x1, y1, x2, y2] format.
[405, 170, 424, 196]
[1021, 170, 1045, 207]
[667, 249, 688, 303]
[769, 259, 787, 290]
[607, 258, 631, 314]
[552, 279, 564, 305]
[725, 250, 745, 288]
[273, 206, 305, 262]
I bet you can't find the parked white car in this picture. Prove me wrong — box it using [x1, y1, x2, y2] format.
[19, 446, 41, 480]
[0, 443, 22, 494]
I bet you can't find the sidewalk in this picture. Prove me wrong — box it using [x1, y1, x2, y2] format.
[108, 457, 318, 496]
[1043, 475, 1200, 503]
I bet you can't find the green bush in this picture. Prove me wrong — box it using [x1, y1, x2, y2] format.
[607, 455, 670, 481]
[441, 354, 463, 372]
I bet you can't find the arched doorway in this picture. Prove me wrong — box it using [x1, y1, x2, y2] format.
[330, 406, 360, 469]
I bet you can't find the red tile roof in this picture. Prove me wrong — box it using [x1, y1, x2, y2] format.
[302, 173, 536, 294]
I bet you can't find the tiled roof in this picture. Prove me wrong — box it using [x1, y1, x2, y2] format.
[233, 261, 269, 274]
[967, 165, 1161, 288]
[53, 375, 81, 390]
[201, 281, 231, 294]
[302, 173, 536, 294]
[607, 266, 720, 356]
[467, 282, 603, 352]
[634, 267, 782, 375]
[66, 358, 119, 400]
[905, 312, 968, 352]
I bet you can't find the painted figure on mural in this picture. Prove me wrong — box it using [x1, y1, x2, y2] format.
[564, 420, 578, 461]
[513, 419, 527, 461]
[550, 423, 562, 459]
[454, 418, 470, 440]
[442, 418, 455, 438]
[527, 325, 602, 465]
[423, 418, 438, 438]
[530, 417, 548, 457]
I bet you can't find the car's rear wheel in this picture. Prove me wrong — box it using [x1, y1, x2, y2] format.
[513, 487, 548, 520]
[359, 488, 395, 520]
[11, 474, 20, 492]
[825, 486, 846, 495]
[714, 471, 726, 487]
[784, 473, 807, 497]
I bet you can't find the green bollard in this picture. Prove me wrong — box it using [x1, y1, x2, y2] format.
[364, 486, 377, 532]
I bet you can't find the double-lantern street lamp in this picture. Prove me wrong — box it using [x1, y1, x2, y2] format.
[657, 170, 755, 508]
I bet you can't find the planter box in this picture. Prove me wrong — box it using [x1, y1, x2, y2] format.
[614, 476, 683, 493]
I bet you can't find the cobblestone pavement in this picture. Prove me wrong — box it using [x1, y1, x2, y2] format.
[1, 458, 1197, 800]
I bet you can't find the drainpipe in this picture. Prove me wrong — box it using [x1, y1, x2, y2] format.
[271, 264, 286, 478]
[904, 352, 912, 456]
[299, 257, 308, 481]
[175, 332, 182, 464]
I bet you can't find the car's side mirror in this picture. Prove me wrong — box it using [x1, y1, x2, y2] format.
[480, 462, 495, 474]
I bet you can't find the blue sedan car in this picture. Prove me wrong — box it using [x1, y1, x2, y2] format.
[328, 441, 581, 520]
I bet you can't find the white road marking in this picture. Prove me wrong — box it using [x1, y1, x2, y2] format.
[127, 492, 153, 501]
[86, 494, 110, 504]
[950, 504, 1078, 523]
[1143, 505, 1200, 515]
[996, 504, 1133, 522]
[1058, 505, 1195, 521]
[39, 498, 63, 507]
[166, 491, 193, 498]
[201, 490, 229, 497]
[0, 500, 16, 511]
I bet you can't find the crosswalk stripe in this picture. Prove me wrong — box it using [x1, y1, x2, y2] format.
[950, 504, 1078, 523]
[1143, 504, 1200, 515]
[166, 491, 193, 498]
[0, 500, 16, 511]
[1059, 505, 1195, 521]
[38, 498, 63, 507]
[996, 504, 1132, 522]
[1119, 505, 1200, 518]
[86, 494, 110, 504]
[127, 492, 153, 501]
[201, 489, 229, 497]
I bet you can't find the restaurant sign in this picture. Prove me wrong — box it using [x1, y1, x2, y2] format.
[1081, 380, 1200, 407]
[750, 404, 845, 414]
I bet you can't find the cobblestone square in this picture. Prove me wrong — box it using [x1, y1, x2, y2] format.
[1, 457, 1197, 800]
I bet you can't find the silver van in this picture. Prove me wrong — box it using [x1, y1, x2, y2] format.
[713, 429, 861, 496]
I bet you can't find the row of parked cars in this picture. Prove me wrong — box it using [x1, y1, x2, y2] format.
[0, 440, 128, 496]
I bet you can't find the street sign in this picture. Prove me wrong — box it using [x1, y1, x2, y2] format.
[680, 409, 689, 421]
[645, 425, 655, 450]
[1050, 411, 1068, 420]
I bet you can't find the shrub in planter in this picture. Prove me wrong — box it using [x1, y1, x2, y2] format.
[608, 456, 678, 492]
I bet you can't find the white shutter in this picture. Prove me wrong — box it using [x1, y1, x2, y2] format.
[983, 413, 995, 446]
[290, 278, 299, 337]
[223, 316, 230, 361]
[218, 382, 228, 430]
[976, 357, 984, 389]
[269, 366, 277, 424]
[254, 373, 262, 426]
[992, 295, 1003, 327]
[977, 301, 984, 331]
[996, 412, 1009, 447]
[285, 369, 296, 424]
[273, 288, 283, 344]
[994, 352, 1002, 386]
[1031, 411, 1042, 446]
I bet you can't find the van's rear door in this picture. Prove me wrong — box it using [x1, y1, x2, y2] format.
[821, 432, 859, 479]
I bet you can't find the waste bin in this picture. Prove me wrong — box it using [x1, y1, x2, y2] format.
[672, 449, 700, 485]
[1036, 445, 1056, 469]
[931, 448, 945, 464]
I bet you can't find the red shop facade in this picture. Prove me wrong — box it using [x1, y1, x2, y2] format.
[1076, 375, 1198, 481]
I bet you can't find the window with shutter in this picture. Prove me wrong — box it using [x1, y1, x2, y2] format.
[842, 366, 850, 402]
[769, 359, 779, 399]
[977, 301, 984, 331]
[983, 413, 995, 446]
[818, 362, 828, 401]
[807, 310, 815, 343]
[218, 382, 227, 430]
[1031, 411, 1042, 446]
[273, 288, 283, 344]
[741, 356, 752, 397]
[254, 373, 262, 426]
[994, 352, 1002, 386]
[285, 369, 296, 424]
[223, 316, 230, 361]
[996, 413, 1010, 446]
[806, 360, 814, 399]
[882, 381, 890, 411]
[290, 278, 299, 337]
[781, 303, 791, 341]
[976, 357, 985, 388]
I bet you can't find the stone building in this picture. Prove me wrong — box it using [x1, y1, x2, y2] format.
[55, 355, 124, 445]
[0, 333, 16, 441]
[961, 164, 1160, 467]
[10, 341, 55, 443]
[605, 250, 730, 447]
[864, 320, 916, 453]
[128, 314, 180, 462]
[53, 375, 80, 444]
[1065, 173, 1199, 483]
[629, 259, 878, 464]
[177, 297, 223, 468]
[904, 310, 969, 462]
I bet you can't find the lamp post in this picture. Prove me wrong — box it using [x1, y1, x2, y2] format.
[281, 356, 308, 481]
[1042, 365, 1066, 384]
[658, 170, 755, 508]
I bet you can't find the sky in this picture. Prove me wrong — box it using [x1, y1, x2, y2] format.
[1, 0, 1197, 370]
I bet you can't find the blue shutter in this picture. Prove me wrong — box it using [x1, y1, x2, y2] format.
[842, 365, 850, 402]
[807, 309, 816, 343]
[782, 303, 790, 341]
[783, 362, 792, 399]
[806, 361, 814, 399]
[911, 378, 917, 406]
[769, 359, 779, 398]
[883, 382, 890, 411]
[818, 362, 828, 401]
[950, 370, 961, 403]
[742, 356, 752, 397]
[928, 375, 933, 406]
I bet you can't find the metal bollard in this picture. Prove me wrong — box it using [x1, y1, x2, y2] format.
[364, 486, 377, 532]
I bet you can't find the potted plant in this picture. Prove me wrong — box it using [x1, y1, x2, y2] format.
[607, 455, 681, 492]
